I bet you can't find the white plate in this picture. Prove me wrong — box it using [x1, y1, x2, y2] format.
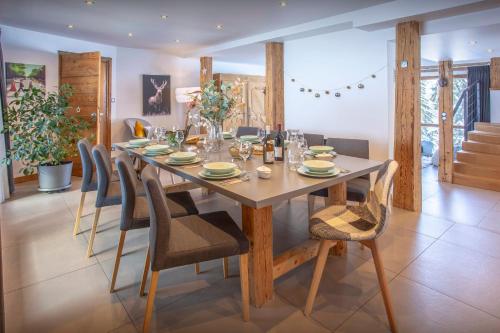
[297, 166, 340, 178]
[144, 150, 172, 156]
[302, 160, 335, 172]
[169, 151, 197, 161]
[165, 157, 202, 165]
[125, 143, 148, 148]
[309, 145, 334, 154]
[145, 144, 170, 152]
[203, 162, 237, 175]
[199, 169, 242, 180]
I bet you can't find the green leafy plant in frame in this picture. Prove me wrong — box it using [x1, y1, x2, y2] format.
[1, 84, 91, 175]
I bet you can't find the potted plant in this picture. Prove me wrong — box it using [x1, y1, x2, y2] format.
[1, 84, 90, 192]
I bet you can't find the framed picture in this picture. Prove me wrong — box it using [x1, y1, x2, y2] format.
[143, 74, 171, 116]
[6, 62, 46, 102]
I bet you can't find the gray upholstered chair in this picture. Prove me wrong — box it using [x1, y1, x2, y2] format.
[86, 144, 134, 257]
[304, 133, 325, 147]
[236, 126, 259, 137]
[110, 153, 199, 293]
[140, 165, 250, 332]
[304, 160, 399, 333]
[73, 139, 119, 236]
[124, 118, 152, 139]
[308, 138, 371, 217]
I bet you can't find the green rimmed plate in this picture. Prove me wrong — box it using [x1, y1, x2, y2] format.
[165, 157, 202, 165]
[297, 166, 340, 178]
[198, 169, 242, 180]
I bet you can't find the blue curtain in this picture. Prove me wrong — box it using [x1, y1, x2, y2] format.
[465, 65, 490, 135]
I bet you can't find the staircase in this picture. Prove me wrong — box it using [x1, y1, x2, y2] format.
[453, 122, 500, 191]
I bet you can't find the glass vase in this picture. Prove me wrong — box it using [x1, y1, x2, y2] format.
[208, 121, 224, 152]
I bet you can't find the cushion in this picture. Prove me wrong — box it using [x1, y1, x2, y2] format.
[134, 120, 146, 138]
[152, 211, 249, 270]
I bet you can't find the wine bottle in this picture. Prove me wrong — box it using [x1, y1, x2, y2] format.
[263, 125, 274, 164]
[274, 124, 284, 161]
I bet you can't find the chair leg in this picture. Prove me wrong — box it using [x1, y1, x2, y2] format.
[86, 207, 101, 257]
[110, 231, 127, 293]
[142, 271, 159, 333]
[195, 263, 201, 274]
[223, 257, 229, 279]
[73, 192, 86, 236]
[239, 254, 250, 321]
[307, 195, 315, 219]
[140, 247, 151, 296]
[368, 239, 398, 333]
[304, 239, 335, 316]
[170, 173, 175, 184]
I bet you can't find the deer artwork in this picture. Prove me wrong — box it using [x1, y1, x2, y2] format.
[148, 78, 168, 112]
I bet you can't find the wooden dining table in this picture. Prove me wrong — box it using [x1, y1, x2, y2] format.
[113, 140, 383, 307]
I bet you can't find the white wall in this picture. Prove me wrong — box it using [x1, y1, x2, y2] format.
[284, 28, 394, 161]
[490, 90, 500, 123]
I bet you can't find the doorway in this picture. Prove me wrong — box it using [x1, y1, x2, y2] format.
[99, 57, 112, 150]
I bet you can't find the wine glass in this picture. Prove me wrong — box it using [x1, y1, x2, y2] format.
[175, 130, 184, 152]
[153, 127, 161, 143]
[258, 128, 266, 143]
[239, 141, 252, 174]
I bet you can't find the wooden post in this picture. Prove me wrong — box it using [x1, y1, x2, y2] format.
[490, 57, 500, 90]
[265, 42, 284, 129]
[438, 60, 453, 183]
[393, 21, 422, 212]
[199, 57, 212, 135]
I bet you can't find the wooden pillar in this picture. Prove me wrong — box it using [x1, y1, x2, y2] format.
[490, 57, 500, 90]
[393, 21, 422, 212]
[265, 42, 284, 129]
[438, 60, 453, 183]
[199, 56, 212, 134]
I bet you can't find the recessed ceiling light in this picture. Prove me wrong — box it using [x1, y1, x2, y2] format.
[175, 39, 180, 43]
[128, 32, 133, 37]
[67, 24, 74, 29]
[216, 24, 224, 30]
[84, 0, 95, 5]
[488, 48, 494, 53]
[469, 40, 477, 46]
[161, 15, 168, 20]
[280, 1, 287, 7]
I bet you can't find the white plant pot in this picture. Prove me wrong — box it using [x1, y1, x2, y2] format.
[37, 161, 73, 192]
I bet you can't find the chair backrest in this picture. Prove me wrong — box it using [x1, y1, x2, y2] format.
[124, 118, 153, 138]
[367, 160, 399, 236]
[304, 133, 325, 147]
[236, 126, 259, 137]
[92, 144, 114, 205]
[77, 139, 95, 191]
[326, 138, 370, 180]
[141, 165, 172, 271]
[115, 152, 140, 230]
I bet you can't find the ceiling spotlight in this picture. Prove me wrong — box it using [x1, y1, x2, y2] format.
[175, 39, 180, 43]
[469, 40, 477, 46]
[84, 0, 95, 5]
[161, 15, 168, 20]
[67, 24, 74, 29]
[216, 24, 224, 30]
[488, 48, 494, 53]
[128, 32, 133, 37]
[280, 1, 287, 6]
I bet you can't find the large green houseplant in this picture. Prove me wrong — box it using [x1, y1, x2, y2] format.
[1, 84, 90, 191]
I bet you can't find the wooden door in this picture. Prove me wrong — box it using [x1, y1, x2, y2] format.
[99, 57, 112, 150]
[59, 51, 101, 176]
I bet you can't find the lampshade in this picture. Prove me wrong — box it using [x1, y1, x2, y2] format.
[175, 87, 200, 103]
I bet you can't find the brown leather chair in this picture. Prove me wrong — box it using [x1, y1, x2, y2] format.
[140, 165, 250, 332]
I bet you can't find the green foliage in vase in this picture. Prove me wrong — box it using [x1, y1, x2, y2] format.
[1, 84, 91, 175]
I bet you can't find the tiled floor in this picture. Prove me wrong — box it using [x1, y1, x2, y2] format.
[2, 166, 500, 332]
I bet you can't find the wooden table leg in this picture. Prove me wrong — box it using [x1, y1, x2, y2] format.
[325, 182, 347, 256]
[242, 205, 273, 307]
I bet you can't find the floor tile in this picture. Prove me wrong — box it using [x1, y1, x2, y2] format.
[337, 276, 500, 333]
[422, 195, 491, 225]
[5, 264, 131, 333]
[440, 224, 500, 259]
[402, 240, 500, 318]
[478, 209, 500, 234]
[389, 210, 454, 239]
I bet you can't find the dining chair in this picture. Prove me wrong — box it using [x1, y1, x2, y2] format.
[86, 144, 132, 257]
[236, 126, 259, 137]
[304, 133, 325, 146]
[73, 139, 120, 236]
[308, 138, 370, 217]
[304, 160, 399, 332]
[110, 152, 200, 293]
[140, 165, 250, 332]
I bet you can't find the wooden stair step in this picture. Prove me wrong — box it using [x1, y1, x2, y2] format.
[456, 151, 500, 168]
[475, 122, 500, 131]
[453, 161, 500, 179]
[462, 141, 500, 155]
[467, 131, 500, 144]
[453, 172, 500, 192]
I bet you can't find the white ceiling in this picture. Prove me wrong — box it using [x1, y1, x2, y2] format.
[0, 0, 389, 55]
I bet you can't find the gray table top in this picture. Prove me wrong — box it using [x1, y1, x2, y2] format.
[113, 141, 383, 208]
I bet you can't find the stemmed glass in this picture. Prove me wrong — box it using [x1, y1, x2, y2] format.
[153, 127, 162, 143]
[239, 141, 252, 175]
[258, 128, 266, 143]
[175, 130, 184, 152]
